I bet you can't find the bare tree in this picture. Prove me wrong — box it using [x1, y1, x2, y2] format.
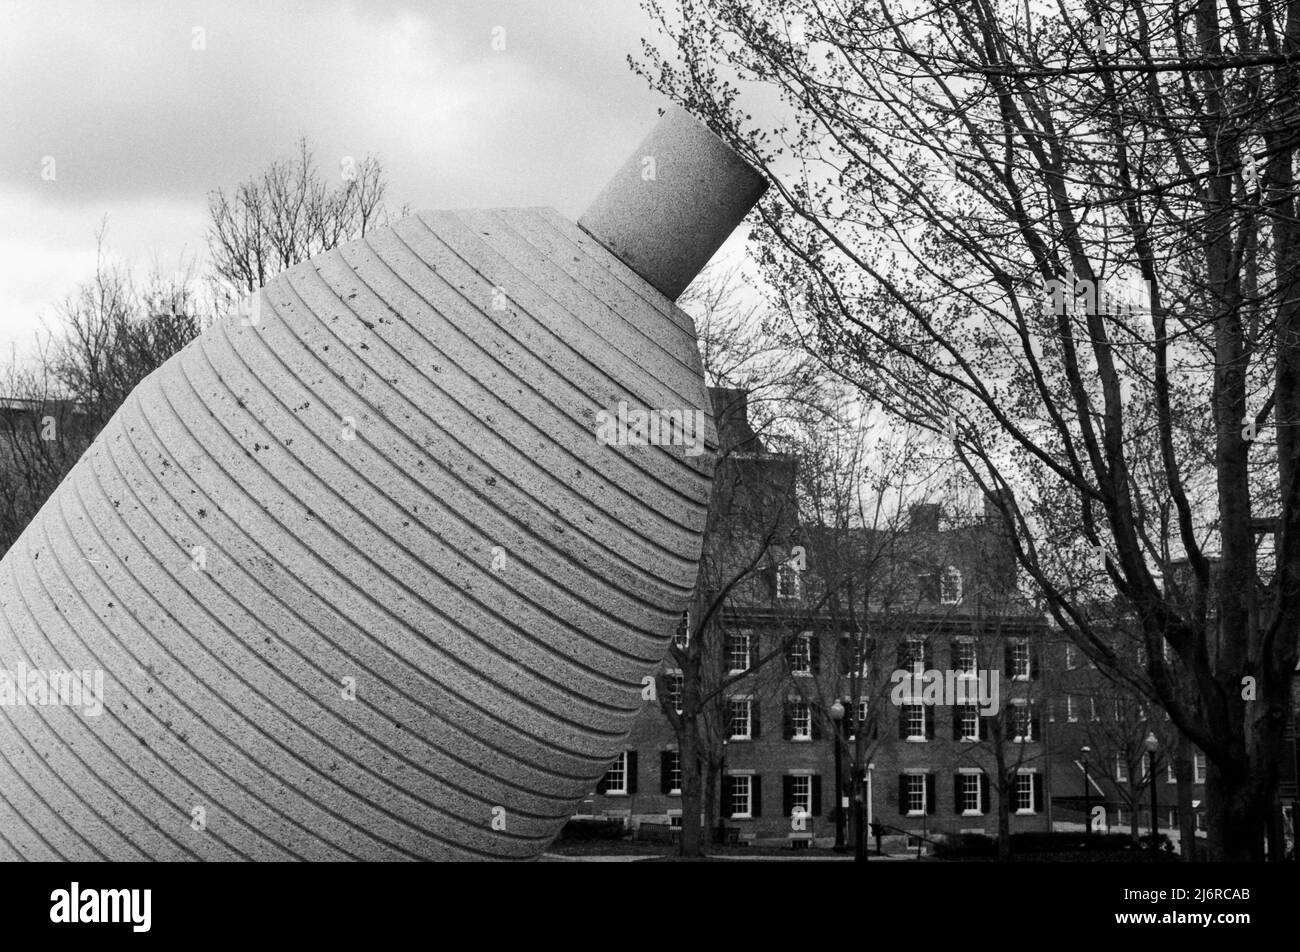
[635, 0, 1300, 860]
[206, 137, 398, 297]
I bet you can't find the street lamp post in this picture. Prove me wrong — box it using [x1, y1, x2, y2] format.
[830, 700, 847, 852]
[1082, 746, 1092, 837]
[1145, 732, 1159, 856]
[852, 764, 866, 862]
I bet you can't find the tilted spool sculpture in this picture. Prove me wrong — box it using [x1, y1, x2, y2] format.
[0, 108, 766, 860]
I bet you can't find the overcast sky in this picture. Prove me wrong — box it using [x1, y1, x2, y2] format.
[1, 0, 752, 362]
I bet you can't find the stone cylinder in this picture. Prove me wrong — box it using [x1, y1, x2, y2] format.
[0, 108, 765, 860]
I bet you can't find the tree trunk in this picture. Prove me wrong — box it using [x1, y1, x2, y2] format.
[1205, 761, 1269, 861]
[677, 720, 704, 858]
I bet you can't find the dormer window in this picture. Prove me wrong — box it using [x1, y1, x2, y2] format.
[940, 567, 963, 605]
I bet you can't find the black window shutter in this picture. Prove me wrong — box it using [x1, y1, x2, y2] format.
[896, 641, 907, 669]
[1031, 709, 1041, 742]
[954, 774, 963, 813]
[897, 775, 907, 814]
[1030, 647, 1041, 679]
[925, 774, 937, 815]
[782, 701, 793, 740]
[811, 776, 822, 816]
[627, 751, 638, 794]
[839, 634, 853, 672]
[809, 634, 821, 674]
[1032, 773, 1044, 813]
[980, 772, 990, 814]
[751, 700, 761, 739]
[811, 711, 823, 741]
[979, 712, 990, 741]
[782, 776, 794, 817]
[1006, 713, 1016, 741]
[898, 705, 910, 740]
[925, 705, 935, 739]
[751, 776, 762, 817]
[923, 638, 934, 670]
[1004, 644, 1014, 678]
[749, 633, 760, 670]
[660, 752, 673, 794]
[721, 776, 733, 817]
[952, 705, 963, 741]
[949, 639, 960, 670]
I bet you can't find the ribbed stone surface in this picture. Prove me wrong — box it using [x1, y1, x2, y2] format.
[0, 207, 714, 860]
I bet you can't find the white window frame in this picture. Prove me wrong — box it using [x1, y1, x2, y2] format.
[958, 770, 982, 815]
[959, 703, 980, 742]
[790, 774, 813, 817]
[1010, 701, 1032, 742]
[727, 630, 751, 674]
[905, 703, 926, 741]
[777, 562, 803, 600]
[940, 566, 963, 605]
[1115, 754, 1128, 782]
[1167, 761, 1177, 784]
[673, 610, 690, 649]
[1011, 640, 1031, 680]
[789, 632, 813, 676]
[903, 637, 925, 674]
[604, 751, 629, 796]
[905, 772, 927, 816]
[1089, 696, 1100, 721]
[1014, 771, 1036, 814]
[954, 639, 977, 678]
[790, 699, 812, 741]
[1064, 644, 1076, 669]
[1193, 751, 1205, 784]
[1066, 695, 1078, 722]
[667, 750, 682, 796]
[665, 669, 684, 715]
[856, 698, 869, 731]
[728, 696, 753, 740]
[728, 774, 753, 819]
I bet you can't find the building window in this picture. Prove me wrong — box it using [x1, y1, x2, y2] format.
[1089, 696, 1100, 721]
[788, 632, 813, 675]
[727, 631, 751, 674]
[1168, 808, 1179, 828]
[905, 774, 927, 815]
[856, 698, 869, 730]
[1195, 812, 1205, 832]
[790, 775, 812, 817]
[958, 704, 980, 741]
[1115, 754, 1128, 782]
[728, 775, 752, 818]
[668, 813, 682, 829]
[777, 562, 803, 600]
[1167, 762, 1177, 784]
[1015, 772, 1035, 813]
[959, 772, 982, 814]
[1009, 702, 1034, 742]
[1194, 751, 1205, 784]
[790, 700, 812, 740]
[953, 639, 977, 677]
[901, 637, 926, 674]
[904, 703, 926, 741]
[666, 751, 682, 795]
[674, 611, 690, 649]
[728, 697, 753, 740]
[665, 670, 683, 714]
[603, 752, 628, 795]
[1065, 644, 1076, 669]
[1011, 640, 1031, 679]
[1066, 695, 1078, 722]
[940, 566, 963, 604]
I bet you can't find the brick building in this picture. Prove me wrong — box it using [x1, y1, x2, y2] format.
[575, 388, 1054, 847]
